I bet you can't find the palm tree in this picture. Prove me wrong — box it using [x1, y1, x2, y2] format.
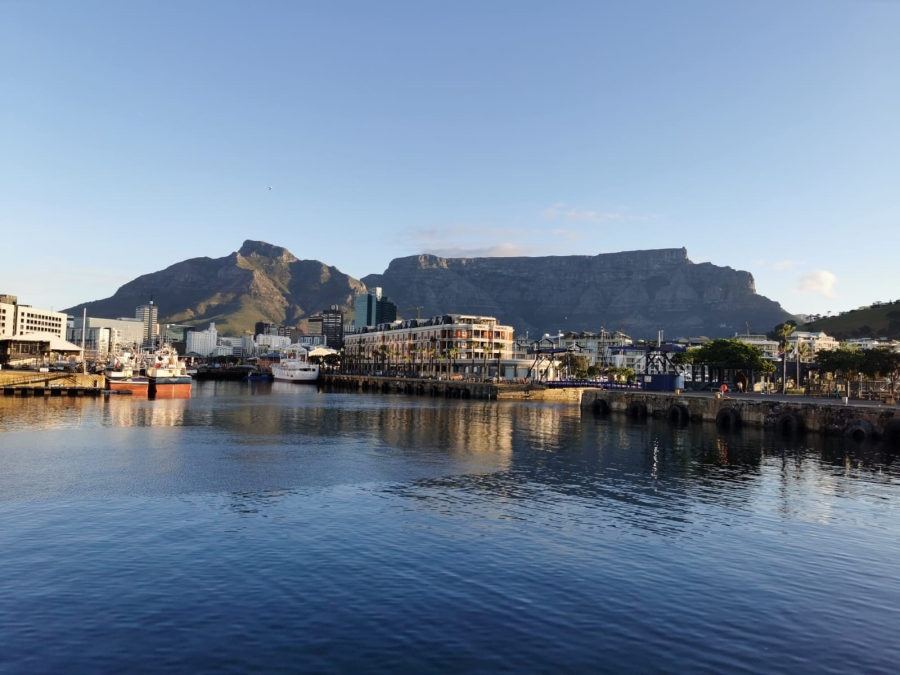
[448, 345, 460, 379]
[777, 322, 797, 393]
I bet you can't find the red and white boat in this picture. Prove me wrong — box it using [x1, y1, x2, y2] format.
[105, 351, 149, 395]
[146, 344, 192, 398]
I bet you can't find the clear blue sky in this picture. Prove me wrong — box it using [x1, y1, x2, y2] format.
[2, 0, 898, 320]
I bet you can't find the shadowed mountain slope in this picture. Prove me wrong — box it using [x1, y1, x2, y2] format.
[362, 248, 795, 339]
[64, 241, 365, 335]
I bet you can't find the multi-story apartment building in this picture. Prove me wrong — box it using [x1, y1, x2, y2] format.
[787, 331, 839, 355]
[344, 314, 520, 379]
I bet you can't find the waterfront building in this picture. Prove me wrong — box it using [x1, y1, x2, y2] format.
[0, 294, 83, 365]
[344, 314, 526, 380]
[353, 288, 398, 329]
[0, 294, 67, 340]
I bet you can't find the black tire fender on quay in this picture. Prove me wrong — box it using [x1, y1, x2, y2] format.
[716, 407, 742, 431]
[592, 399, 610, 416]
[666, 404, 690, 426]
[626, 401, 647, 420]
[775, 412, 805, 436]
[844, 420, 878, 443]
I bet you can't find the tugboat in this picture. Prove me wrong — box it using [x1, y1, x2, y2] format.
[105, 351, 149, 395]
[146, 344, 192, 398]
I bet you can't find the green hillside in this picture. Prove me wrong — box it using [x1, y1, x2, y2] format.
[801, 300, 900, 340]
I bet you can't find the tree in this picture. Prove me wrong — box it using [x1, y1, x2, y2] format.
[767, 320, 797, 343]
[680, 339, 774, 375]
[448, 346, 460, 379]
[861, 347, 900, 393]
[815, 347, 864, 396]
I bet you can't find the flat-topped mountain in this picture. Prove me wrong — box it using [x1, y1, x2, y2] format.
[67, 243, 794, 339]
[362, 248, 795, 339]
[64, 241, 365, 335]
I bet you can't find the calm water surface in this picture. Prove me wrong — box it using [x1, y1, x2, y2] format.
[1, 382, 899, 674]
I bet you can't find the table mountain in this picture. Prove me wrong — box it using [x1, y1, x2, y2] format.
[362, 248, 795, 339]
[65, 240, 365, 335]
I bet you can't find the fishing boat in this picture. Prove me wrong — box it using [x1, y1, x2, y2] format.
[104, 351, 149, 395]
[146, 344, 192, 398]
[271, 346, 319, 383]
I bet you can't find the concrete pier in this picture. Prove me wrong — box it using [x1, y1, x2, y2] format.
[581, 389, 900, 445]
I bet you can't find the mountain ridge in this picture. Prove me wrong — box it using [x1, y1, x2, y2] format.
[65, 241, 795, 339]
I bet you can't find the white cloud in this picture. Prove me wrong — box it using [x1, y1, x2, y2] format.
[425, 243, 532, 258]
[796, 270, 837, 298]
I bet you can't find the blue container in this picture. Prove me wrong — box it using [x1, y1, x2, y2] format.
[641, 374, 685, 392]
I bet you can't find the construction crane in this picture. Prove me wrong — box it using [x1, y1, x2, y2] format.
[406, 306, 424, 319]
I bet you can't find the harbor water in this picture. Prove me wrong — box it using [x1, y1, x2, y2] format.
[1, 382, 899, 674]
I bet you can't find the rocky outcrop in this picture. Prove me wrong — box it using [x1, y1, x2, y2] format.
[362, 248, 795, 339]
[65, 241, 365, 335]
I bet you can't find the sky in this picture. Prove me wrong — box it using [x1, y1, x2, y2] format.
[2, 0, 898, 319]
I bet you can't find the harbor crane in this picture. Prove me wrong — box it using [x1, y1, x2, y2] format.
[406, 306, 424, 319]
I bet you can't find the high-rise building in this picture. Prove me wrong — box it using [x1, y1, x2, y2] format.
[135, 301, 159, 348]
[322, 306, 344, 349]
[354, 288, 397, 328]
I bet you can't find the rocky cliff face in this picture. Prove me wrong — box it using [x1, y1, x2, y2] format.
[362, 248, 795, 339]
[65, 241, 365, 335]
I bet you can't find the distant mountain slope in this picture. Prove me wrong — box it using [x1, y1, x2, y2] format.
[362, 248, 795, 339]
[64, 241, 365, 335]
[802, 301, 900, 340]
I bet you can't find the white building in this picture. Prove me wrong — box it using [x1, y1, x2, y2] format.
[787, 331, 839, 355]
[842, 338, 900, 352]
[186, 323, 218, 356]
[135, 302, 159, 348]
[734, 334, 780, 360]
[256, 334, 291, 350]
[0, 294, 66, 340]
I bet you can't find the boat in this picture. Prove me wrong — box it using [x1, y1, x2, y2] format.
[104, 351, 149, 395]
[271, 346, 319, 383]
[146, 344, 192, 398]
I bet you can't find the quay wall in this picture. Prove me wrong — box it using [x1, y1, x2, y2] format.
[581, 389, 900, 443]
[1, 372, 106, 397]
[320, 374, 589, 402]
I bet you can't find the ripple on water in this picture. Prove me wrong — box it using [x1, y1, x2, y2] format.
[1, 387, 899, 673]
